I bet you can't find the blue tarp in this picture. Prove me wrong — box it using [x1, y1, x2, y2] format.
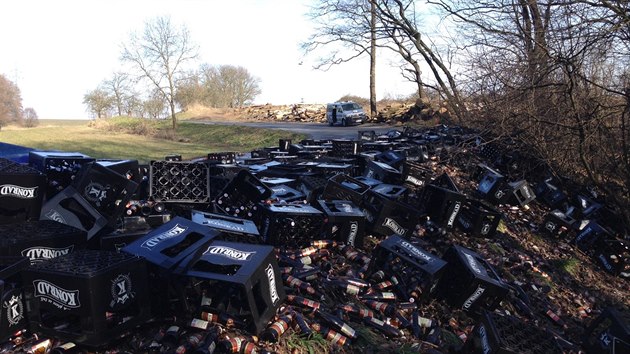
[0, 142, 35, 164]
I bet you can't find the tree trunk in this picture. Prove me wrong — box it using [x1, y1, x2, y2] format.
[369, 0, 377, 119]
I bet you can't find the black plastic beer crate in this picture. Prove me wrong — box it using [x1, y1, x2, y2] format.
[593, 239, 630, 277]
[371, 183, 408, 202]
[165, 154, 182, 161]
[541, 210, 576, 238]
[438, 245, 509, 313]
[456, 199, 502, 238]
[418, 183, 466, 229]
[259, 176, 299, 189]
[98, 228, 152, 253]
[0, 256, 30, 342]
[28, 151, 95, 199]
[583, 307, 630, 354]
[362, 191, 421, 238]
[23, 250, 151, 347]
[315, 200, 366, 248]
[362, 141, 396, 152]
[269, 184, 306, 203]
[72, 162, 139, 227]
[477, 167, 510, 204]
[403, 144, 430, 162]
[364, 160, 402, 184]
[375, 150, 406, 170]
[0, 220, 86, 263]
[331, 140, 361, 157]
[278, 139, 292, 151]
[354, 175, 383, 188]
[0, 157, 46, 224]
[122, 216, 218, 271]
[180, 240, 286, 335]
[573, 221, 611, 252]
[465, 310, 562, 354]
[358, 130, 376, 142]
[506, 180, 536, 206]
[207, 152, 237, 165]
[368, 235, 447, 303]
[574, 194, 603, 218]
[256, 203, 324, 248]
[321, 174, 370, 206]
[402, 161, 433, 191]
[215, 170, 272, 218]
[150, 160, 210, 203]
[191, 210, 261, 244]
[314, 162, 355, 178]
[262, 163, 315, 179]
[40, 186, 110, 240]
[535, 179, 568, 208]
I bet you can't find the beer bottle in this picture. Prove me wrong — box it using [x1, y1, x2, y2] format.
[311, 323, 348, 347]
[162, 325, 183, 349]
[363, 316, 402, 338]
[50, 342, 81, 354]
[260, 313, 293, 343]
[315, 310, 357, 340]
[286, 294, 321, 310]
[191, 327, 220, 354]
[362, 300, 396, 316]
[291, 311, 312, 336]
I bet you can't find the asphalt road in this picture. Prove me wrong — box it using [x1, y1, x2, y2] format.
[193, 120, 399, 140]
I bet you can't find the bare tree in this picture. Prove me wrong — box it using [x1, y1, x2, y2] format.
[83, 87, 114, 119]
[0, 74, 23, 130]
[22, 107, 39, 127]
[371, 0, 467, 122]
[303, 0, 379, 118]
[429, 0, 630, 229]
[143, 91, 167, 119]
[174, 70, 204, 110]
[121, 16, 198, 130]
[193, 64, 261, 108]
[103, 72, 134, 116]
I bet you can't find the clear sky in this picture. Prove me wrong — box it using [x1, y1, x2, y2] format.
[0, 0, 417, 119]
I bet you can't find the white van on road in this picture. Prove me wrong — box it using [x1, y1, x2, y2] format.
[326, 101, 366, 126]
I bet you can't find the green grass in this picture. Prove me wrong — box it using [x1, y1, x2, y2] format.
[283, 332, 331, 354]
[0, 118, 306, 164]
[554, 257, 580, 277]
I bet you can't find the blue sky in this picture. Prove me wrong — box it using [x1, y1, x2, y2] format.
[0, 0, 417, 119]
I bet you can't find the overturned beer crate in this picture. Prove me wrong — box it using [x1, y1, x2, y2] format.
[362, 191, 421, 238]
[321, 174, 370, 206]
[583, 307, 630, 354]
[268, 184, 306, 203]
[456, 199, 502, 238]
[180, 240, 286, 335]
[364, 160, 402, 184]
[438, 245, 509, 314]
[315, 200, 366, 248]
[28, 151, 95, 199]
[215, 170, 272, 218]
[22, 250, 151, 347]
[256, 203, 324, 248]
[0, 220, 85, 263]
[0, 157, 46, 224]
[465, 310, 562, 353]
[368, 235, 447, 303]
[418, 182, 466, 230]
[122, 217, 218, 272]
[0, 257, 30, 342]
[191, 210, 261, 244]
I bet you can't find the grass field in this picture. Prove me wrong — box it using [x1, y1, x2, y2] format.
[0, 119, 307, 163]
